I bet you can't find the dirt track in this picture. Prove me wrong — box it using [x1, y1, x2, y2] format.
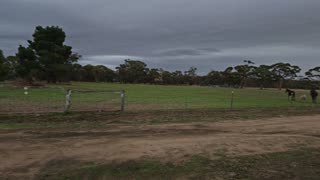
[1, 115, 320, 179]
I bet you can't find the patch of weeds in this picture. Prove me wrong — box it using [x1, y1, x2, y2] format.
[2, 107, 320, 129]
[36, 148, 320, 180]
[38, 160, 178, 180]
[0, 123, 37, 129]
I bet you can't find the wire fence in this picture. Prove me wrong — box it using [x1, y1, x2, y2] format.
[70, 90, 125, 112]
[0, 86, 125, 114]
[0, 85, 318, 114]
[123, 88, 318, 111]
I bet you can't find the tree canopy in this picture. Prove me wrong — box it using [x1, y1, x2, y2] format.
[306, 67, 320, 80]
[269, 63, 301, 90]
[253, 65, 273, 89]
[15, 26, 80, 83]
[234, 60, 256, 88]
[116, 59, 148, 83]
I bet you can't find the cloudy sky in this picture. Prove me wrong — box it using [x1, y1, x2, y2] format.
[1, 0, 320, 74]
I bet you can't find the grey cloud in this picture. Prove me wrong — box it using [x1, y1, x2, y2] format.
[154, 48, 220, 57]
[1, 0, 320, 73]
[157, 49, 204, 57]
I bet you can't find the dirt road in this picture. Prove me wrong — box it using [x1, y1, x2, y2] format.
[1, 115, 320, 179]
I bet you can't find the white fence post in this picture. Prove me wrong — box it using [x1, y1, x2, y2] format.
[121, 90, 125, 112]
[65, 89, 72, 113]
[230, 91, 234, 110]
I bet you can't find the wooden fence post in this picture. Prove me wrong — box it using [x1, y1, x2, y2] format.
[64, 89, 72, 113]
[230, 91, 234, 110]
[121, 90, 125, 112]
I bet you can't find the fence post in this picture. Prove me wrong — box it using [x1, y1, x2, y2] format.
[121, 90, 125, 112]
[64, 89, 72, 113]
[230, 91, 234, 110]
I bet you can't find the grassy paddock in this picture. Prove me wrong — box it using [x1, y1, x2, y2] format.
[0, 82, 317, 113]
[67, 82, 314, 109]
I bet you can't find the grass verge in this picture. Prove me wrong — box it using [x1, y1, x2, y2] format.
[36, 148, 320, 180]
[1, 107, 320, 129]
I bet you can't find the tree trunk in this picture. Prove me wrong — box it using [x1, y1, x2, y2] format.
[260, 83, 264, 90]
[240, 77, 247, 88]
[278, 78, 284, 90]
[240, 79, 244, 88]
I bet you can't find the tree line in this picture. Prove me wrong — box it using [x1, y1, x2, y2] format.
[0, 26, 319, 89]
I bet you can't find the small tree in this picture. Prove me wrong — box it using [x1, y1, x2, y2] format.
[159, 69, 174, 85]
[146, 68, 161, 84]
[269, 63, 301, 90]
[253, 65, 273, 89]
[306, 67, 320, 88]
[222, 67, 240, 87]
[172, 70, 184, 84]
[71, 64, 86, 81]
[234, 60, 256, 88]
[184, 66, 198, 85]
[206, 70, 223, 85]
[5, 56, 19, 80]
[92, 65, 115, 82]
[82, 64, 95, 81]
[306, 67, 320, 80]
[15, 46, 40, 83]
[0, 50, 9, 81]
[116, 59, 148, 83]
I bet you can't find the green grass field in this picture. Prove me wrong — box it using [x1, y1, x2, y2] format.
[0, 82, 316, 113]
[1, 82, 320, 180]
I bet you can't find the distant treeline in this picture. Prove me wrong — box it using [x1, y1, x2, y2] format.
[0, 26, 319, 89]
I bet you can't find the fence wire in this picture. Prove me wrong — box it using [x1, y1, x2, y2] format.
[0, 86, 124, 114]
[0, 85, 318, 114]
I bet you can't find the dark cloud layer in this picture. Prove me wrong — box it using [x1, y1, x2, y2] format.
[1, 0, 320, 73]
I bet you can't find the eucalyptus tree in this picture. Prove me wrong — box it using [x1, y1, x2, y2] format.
[306, 67, 320, 80]
[0, 50, 9, 81]
[234, 60, 256, 88]
[116, 59, 148, 83]
[269, 63, 301, 90]
[253, 65, 273, 89]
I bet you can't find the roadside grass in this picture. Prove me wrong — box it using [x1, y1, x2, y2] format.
[1, 107, 320, 129]
[36, 148, 320, 180]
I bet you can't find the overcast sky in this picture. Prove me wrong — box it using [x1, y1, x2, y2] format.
[1, 0, 320, 74]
